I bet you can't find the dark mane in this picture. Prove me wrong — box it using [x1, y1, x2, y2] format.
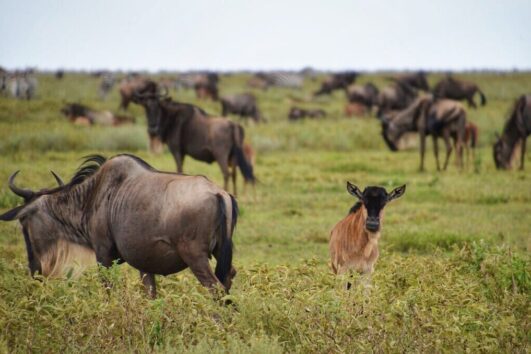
[69, 155, 107, 186]
[349, 201, 362, 214]
[115, 153, 155, 171]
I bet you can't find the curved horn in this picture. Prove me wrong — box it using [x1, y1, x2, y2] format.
[50, 170, 64, 186]
[8, 171, 34, 200]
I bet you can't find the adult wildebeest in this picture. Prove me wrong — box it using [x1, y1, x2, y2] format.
[345, 83, 379, 113]
[330, 182, 405, 288]
[60, 103, 135, 126]
[0, 154, 238, 298]
[288, 107, 326, 121]
[194, 73, 219, 100]
[221, 93, 262, 123]
[119, 77, 155, 110]
[432, 76, 486, 108]
[376, 80, 417, 117]
[314, 72, 358, 96]
[381, 96, 467, 171]
[132, 90, 255, 196]
[392, 72, 429, 91]
[493, 94, 531, 170]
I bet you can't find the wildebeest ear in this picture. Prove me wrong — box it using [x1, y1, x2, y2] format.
[0, 205, 25, 221]
[387, 185, 406, 202]
[346, 182, 363, 200]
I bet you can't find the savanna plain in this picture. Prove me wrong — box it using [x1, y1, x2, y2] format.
[0, 72, 529, 353]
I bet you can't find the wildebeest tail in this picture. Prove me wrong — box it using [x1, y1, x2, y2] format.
[478, 90, 487, 106]
[232, 125, 256, 184]
[215, 194, 234, 286]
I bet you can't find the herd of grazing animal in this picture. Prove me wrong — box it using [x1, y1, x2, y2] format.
[0, 68, 528, 300]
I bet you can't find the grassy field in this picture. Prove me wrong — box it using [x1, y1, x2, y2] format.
[0, 71, 529, 353]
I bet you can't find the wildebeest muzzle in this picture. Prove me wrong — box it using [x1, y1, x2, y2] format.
[365, 216, 380, 232]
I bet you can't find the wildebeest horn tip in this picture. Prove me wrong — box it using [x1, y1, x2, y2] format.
[50, 170, 65, 186]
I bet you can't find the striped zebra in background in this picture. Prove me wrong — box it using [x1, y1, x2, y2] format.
[99, 73, 116, 101]
[251, 72, 304, 89]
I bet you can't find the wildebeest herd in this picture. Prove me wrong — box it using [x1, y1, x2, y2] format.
[0, 68, 529, 300]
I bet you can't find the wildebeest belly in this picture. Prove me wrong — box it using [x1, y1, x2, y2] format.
[185, 147, 216, 163]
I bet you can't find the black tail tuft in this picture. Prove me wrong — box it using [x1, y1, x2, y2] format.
[229, 194, 239, 234]
[214, 194, 233, 286]
[232, 146, 255, 184]
[479, 90, 487, 106]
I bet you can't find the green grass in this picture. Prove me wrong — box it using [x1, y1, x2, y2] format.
[0, 72, 529, 353]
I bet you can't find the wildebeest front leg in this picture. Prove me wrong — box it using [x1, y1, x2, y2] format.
[442, 130, 453, 170]
[419, 132, 426, 171]
[432, 135, 441, 171]
[520, 138, 527, 170]
[171, 151, 185, 173]
[140, 272, 157, 298]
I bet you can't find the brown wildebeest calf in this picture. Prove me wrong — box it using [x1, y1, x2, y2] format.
[330, 182, 406, 288]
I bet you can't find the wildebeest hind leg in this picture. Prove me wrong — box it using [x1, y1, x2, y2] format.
[140, 272, 157, 298]
[442, 130, 453, 170]
[215, 155, 231, 194]
[432, 135, 441, 171]
[186, 257, 225, 293]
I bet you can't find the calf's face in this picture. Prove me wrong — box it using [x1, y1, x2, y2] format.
[347, 182, 406, 233]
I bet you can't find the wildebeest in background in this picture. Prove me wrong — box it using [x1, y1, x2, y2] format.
[252, 72, 304, 90]
[119, 77, 155, 110]
[99, 73, 116, 101]
[132, 90, 255, 196]
[345, 83, 379, 114]
[0, 67, 7, 95]
[329, 182, 406, 287]
[433, 75, 486, 108]
[194, 73, 219, 100]
[392, 71, 430, 91]
[288, 107, 326, 121]
[493, 94, 531, 170]
[60, 103, 135, 126]
[381, 96, 467, 171]
[55, 70, 64, 80]
[221, 93, 262, 123]
[0, 154, 239, 298]
[314, 71, 358, 96]
[376, 80, 417, 117]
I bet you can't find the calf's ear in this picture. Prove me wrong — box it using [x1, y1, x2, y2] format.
[346, 182, 363, 200]
[387, 185, 406, 202]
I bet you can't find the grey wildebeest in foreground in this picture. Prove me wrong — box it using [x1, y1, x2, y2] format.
[329, 182, 406, 288]
[132, 90, 255, 196]
[493, 94, 531, 170]
[314, 72, 358, 96]
[432, 76, 486, 109]
[288, 107, 326, 121]
[221, 93, 262, 123]
[0, 154, 238, 298]
[381, 96, 467, 171]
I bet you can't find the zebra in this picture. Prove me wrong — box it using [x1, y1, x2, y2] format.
[99, 73, 116, 101]
[7, 71, 37, 100]
[254, 72, 304, 89]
